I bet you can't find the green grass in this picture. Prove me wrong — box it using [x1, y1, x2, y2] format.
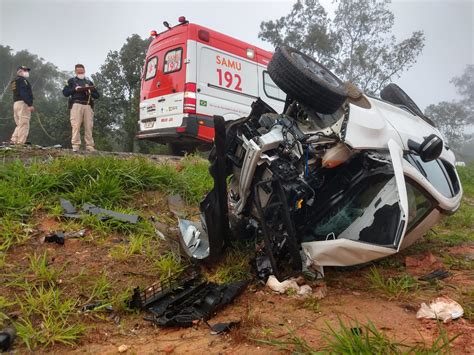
[0, 154, 211, 252]
[0, 217, 32, 253]
[28, 252, 66, 286]
[210, 247, 252, 283]
[0, 155, 211, 219]
[436, 201, 473, 241]
[14, 285, 85, 349]
[300, 296, 321, 313]
[256, 329, 319, 354]
[259, 319, 458, 354]
[74, 271, 136, 314]
[82, 272, 112, 305]
[441, 253, 474, 270]
[152, 251, 188, 281]
[459, 288, 474, 321]
[457, 164, 474, 197]
[323, 319, 401, 354]
[365, 267, 419, 300]
[0, 296, 15, 325]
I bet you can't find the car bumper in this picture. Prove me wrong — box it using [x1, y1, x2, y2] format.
[136, 115, 215, 145]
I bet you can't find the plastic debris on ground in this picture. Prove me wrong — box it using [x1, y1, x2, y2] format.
[44, 229, 86, 245]
[266, 275, 314, 296]
[209, 321, 240, 335]
[60, 198, 140, 223]
[129, 269, 247, 327]
[416, 296, 464, 323]
[0, 327, 16, 352]
[418, 269, 451, 282]
[81, 302, 113, 313]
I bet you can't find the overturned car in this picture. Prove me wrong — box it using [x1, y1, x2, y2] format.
[178, 46, 463, 281]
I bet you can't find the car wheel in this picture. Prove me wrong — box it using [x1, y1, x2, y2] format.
[267, 46, 348, 114]
[380, 83, 436, 127]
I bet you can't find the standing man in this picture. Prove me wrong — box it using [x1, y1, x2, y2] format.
[10, 66, 34, 145]
[62, 64, 100, 152]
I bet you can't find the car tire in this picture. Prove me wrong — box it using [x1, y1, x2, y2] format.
[267, 46, 348, 114]
[380, 83, 436, 126]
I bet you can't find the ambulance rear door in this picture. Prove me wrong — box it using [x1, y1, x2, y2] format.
[139, 27, 187, 133]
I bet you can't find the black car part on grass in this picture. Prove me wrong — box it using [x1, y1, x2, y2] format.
[0, 327, 16, 352]
[45, 231, 66, 245]
[129, 269, 201, 310]
[178, 115, 231, 261]
[60, 198, 81, 218]
[209, 321, 240, 335]
[44, 229, 86, 245]
[130, 270, 247, 327]
[60, 198, 140, 224]
[253, 178, 302, 281]
[418, 269, 451, 282]
[82, 203, 140, 224]
[198, 115, 230, 261]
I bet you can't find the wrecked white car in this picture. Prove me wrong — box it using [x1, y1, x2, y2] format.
[179, 46, 463, 281]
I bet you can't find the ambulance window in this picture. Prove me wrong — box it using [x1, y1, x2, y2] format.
[145, 56, 158, 81]
[263, 71, 286, 102]
[164, 48, 183, 74]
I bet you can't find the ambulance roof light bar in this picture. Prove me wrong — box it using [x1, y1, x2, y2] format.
[178, 16, 188, 24]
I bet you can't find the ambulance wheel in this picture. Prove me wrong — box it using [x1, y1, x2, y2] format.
[267, 46, 347, 114]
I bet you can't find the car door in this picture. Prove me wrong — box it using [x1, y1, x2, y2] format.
[301, 139, 410, 266]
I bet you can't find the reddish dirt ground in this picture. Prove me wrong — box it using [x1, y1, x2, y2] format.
[3, 216, 472, 354]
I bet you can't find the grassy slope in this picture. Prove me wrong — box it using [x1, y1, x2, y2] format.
[0, 154, 213, 349]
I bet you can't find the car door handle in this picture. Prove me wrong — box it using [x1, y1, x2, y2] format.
[158, 98, 165, 102]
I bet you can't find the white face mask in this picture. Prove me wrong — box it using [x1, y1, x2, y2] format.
[23, 71, 30, 78]
[77, 74, 85, 80]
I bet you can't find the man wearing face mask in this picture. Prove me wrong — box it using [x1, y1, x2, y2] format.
[10, 66, 34, 145]
[62, 64, 100, 152]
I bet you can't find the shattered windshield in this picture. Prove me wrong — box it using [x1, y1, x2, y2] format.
[305, 174, 403, 248]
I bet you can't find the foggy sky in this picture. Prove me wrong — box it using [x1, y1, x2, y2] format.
[0, 0, 472, 109]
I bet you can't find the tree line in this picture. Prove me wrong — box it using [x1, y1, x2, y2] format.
[0, 0, 472, 154]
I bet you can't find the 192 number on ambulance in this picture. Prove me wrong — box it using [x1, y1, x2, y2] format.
[217, 69, 242, 92]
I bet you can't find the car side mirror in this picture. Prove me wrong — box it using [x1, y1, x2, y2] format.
[407, 134, 443, 162]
